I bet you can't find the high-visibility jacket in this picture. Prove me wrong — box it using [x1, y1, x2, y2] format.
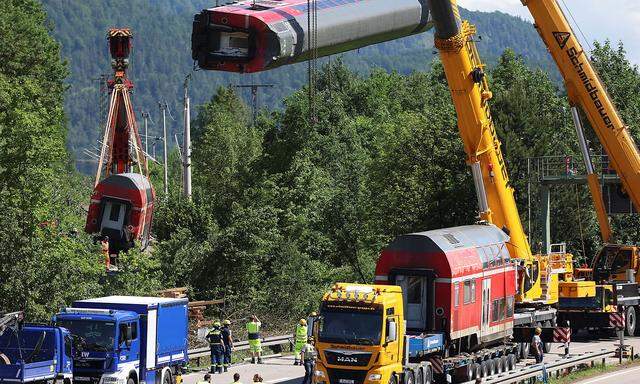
[302, 343, 316, 361]
[207, 327, 223, 345]
[295, 324, 308, 343]
[246, 321, 261, 340]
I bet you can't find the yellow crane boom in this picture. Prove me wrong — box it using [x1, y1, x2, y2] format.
[427, 0, 574, 304]
[523, 0, 640, 229]
[429, 1, 531, 262]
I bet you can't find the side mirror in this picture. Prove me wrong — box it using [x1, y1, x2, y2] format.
[386, 321, 397, 343]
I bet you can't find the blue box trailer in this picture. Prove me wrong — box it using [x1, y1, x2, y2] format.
[0, 324, 73, 384]
[52, 296, 188, 384]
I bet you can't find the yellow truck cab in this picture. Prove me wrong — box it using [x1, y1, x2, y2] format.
[314, 284, 409, 384]
[313, 283, 519, 384]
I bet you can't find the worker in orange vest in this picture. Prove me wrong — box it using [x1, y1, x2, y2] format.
[101, 236, 110, 271]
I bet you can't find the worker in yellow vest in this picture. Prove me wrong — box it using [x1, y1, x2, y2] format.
[301, 336, 317, 384]
[293, 319, 307, 365]
[246, 315, 262, 364]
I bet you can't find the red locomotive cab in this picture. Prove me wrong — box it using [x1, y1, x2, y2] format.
[374, 224, 516, 352]
[85, 173, 154, 254]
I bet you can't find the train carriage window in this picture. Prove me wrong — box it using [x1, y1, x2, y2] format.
[109, 203, 121, 221]
[491, 299, 499, 322]
[471, 280, 476, 302]
[454, 283, 460, 308]
[463, 280, 476, 304]
[487, 247, 496, 268]
[491, 245, 502, 266]
[407, 277, 422, 304]
[506, 296, 514, 317]
[499, 244, 511, 263]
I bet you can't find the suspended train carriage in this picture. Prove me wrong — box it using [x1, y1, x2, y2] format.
[192, 0, 433, 73]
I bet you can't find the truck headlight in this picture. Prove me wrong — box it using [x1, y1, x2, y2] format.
[368, 374, 382, 381]
[314, 371, 325, 378]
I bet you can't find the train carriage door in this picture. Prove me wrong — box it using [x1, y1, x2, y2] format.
[481, 279, 491, 337]
[101, 200, 125, 237]
[396, 275, 428, 330]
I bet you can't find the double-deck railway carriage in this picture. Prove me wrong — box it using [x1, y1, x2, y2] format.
[375, 224, 516, 352]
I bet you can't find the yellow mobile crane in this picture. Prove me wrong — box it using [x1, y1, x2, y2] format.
[522, 0, 640, 335]
[428, 0, 572, 307]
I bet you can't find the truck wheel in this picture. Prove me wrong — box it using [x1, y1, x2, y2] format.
[455, 364, 473, 382]
[423, 367, 433, 384]
[480, 361, 490, 378]
[388, 373, 398, 384]
[625, 306, 636, 337]
[493, 358, 503, 374]
[127, 378, 135, 384]
[414, 368, 423, 384]
[488, 359, 497, 376]
[163, 371, 172, 384]
[403, 370, 414, 384]
[500, 356, 509, 372]
[471, 364, 481, 380]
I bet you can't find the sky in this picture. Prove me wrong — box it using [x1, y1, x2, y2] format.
[457, 0, 640, 65]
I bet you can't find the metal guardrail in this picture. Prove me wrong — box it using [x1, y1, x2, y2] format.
[464, 349, 615, 384]
[188, 334, 294, 365]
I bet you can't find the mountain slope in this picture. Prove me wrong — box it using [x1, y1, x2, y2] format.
[41, 1, 554, 171]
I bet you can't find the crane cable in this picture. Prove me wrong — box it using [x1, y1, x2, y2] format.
[307, 0, 318, 127]
[559, 0, 593, 54]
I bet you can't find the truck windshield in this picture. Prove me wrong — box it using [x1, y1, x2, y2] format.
[319, 308, 383, 345]
[56, 320, 116, 352]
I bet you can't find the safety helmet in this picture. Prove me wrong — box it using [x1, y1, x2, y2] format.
[214, 320, 221, 327]
[535, 327, 542, 335]
[300, 319, 307, 326]
[310, 311, 317, 317]
[223, 319, 231, 326]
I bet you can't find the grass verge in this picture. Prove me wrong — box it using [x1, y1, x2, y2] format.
[548, 360, 640, 384]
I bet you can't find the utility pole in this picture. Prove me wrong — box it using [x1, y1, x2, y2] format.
[159, 102, 169, 196]
[232, 84, 274, 125]
[141, 111, 150, 155]
[183, 74, 192, 200]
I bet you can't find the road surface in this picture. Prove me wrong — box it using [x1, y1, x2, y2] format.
[183, 355, 304, 384]
[575, 365, 640, 384]
[183, 333, 640, 384]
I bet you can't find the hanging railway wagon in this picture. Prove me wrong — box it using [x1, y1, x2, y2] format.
[192, 0, 432, 73]
[85, 173, 155, 253]
[374, 224, 516, 351]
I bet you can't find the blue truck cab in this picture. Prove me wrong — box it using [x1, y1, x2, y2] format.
[0, 324, 73, 384]
[51, 296, 188, 384]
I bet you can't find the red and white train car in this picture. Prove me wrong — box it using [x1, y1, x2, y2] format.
[85, 173, 155, 252]
[374, 224, 516, 351]
[192, 0, 432, 73]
